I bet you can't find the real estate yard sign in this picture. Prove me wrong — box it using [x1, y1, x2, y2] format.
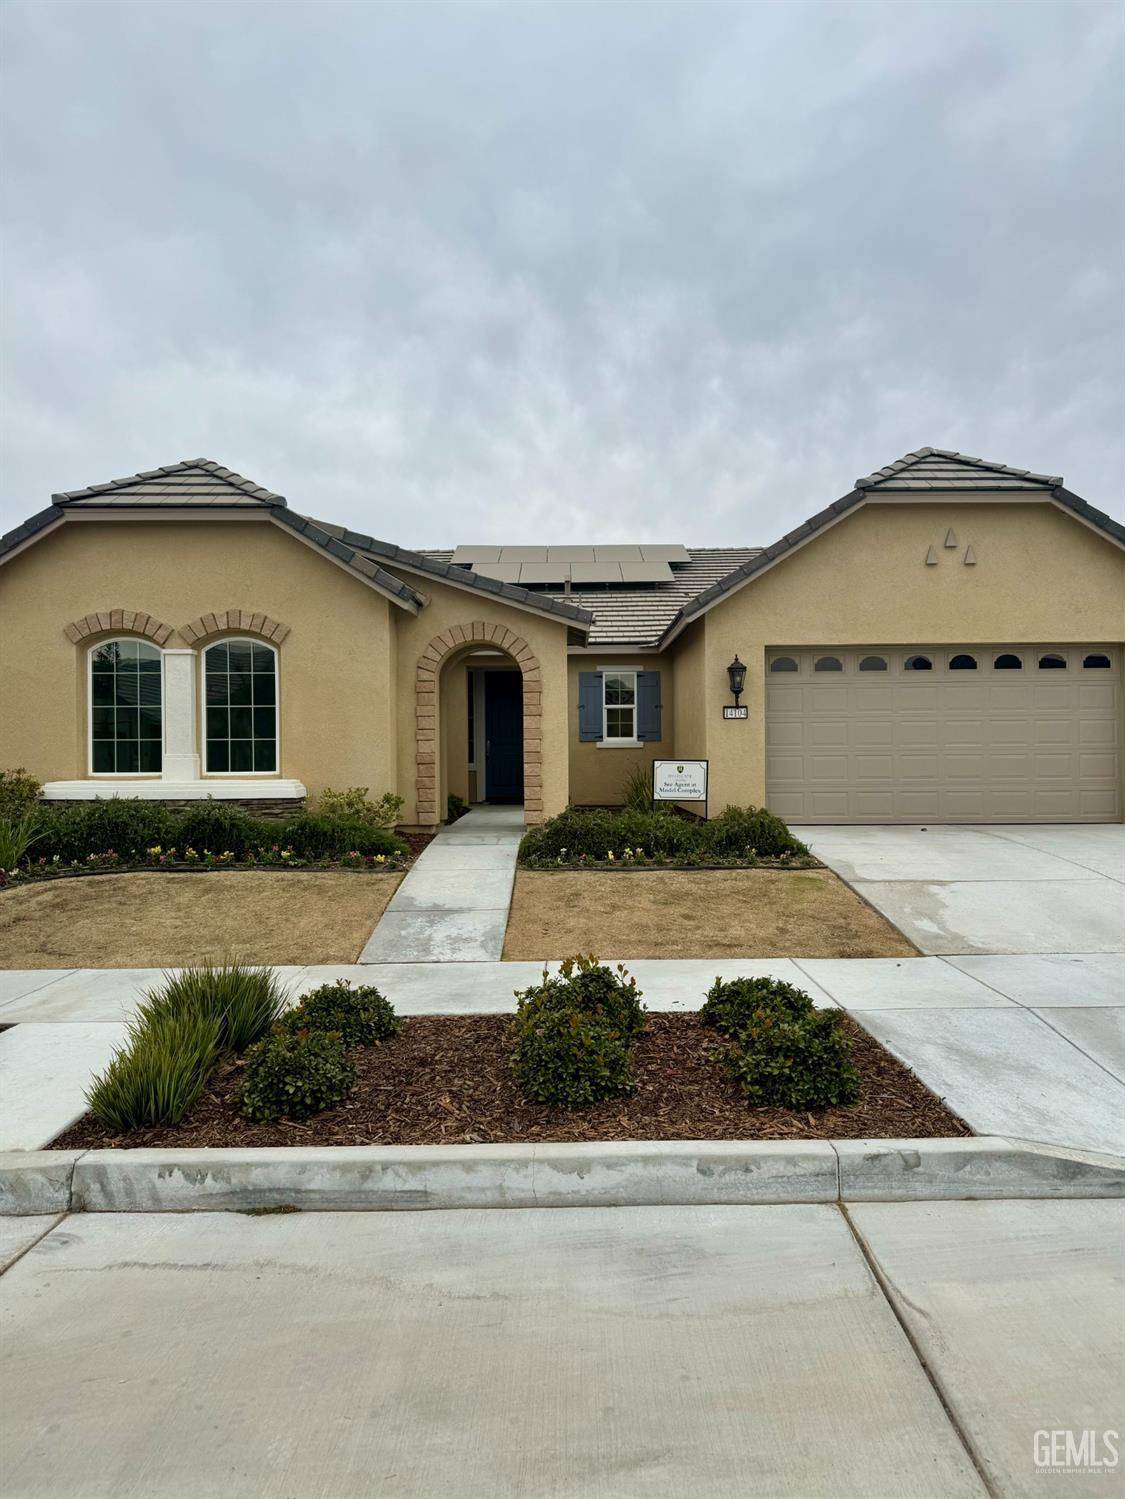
[652, 759, 708, 815]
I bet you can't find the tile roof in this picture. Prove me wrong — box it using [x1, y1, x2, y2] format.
[659, 447, 1123, 644]
[855, 448, 1063, 491]
[307, 520, 596, 629]
[52, 458, 287, 507]
[422, 547, 760, 646]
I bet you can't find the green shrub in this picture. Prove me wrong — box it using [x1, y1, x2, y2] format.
[87, 1012, 222, 1132]
[705, 806, 809, 859]
[136, 964, 286, 1054]
[513, 1002, 635, 1106]
[724, 1008, 860, 1110]
[317, 786, 404, 828]
[280, 979, 399, 1046]
[620, 765, 653, 812]
[34, 799, 175, 862]
[0, 768, 41, 819]
[0, 812, 42, 870]
[446, 794, 469, 822]
[275, 813, 406, 860]
[237, 1028, 357, 1121]
[512, 957, 643, 1105]
[700, 976, 816, 1036]
[173, 802, 270, 859]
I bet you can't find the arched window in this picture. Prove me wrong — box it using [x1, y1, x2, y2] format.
[90, 639, 163, 774]
[769, 656, 798, 673]
[204, 639, 278, 772]
[858, 655, 887, 671]
[1038, 653, 1066, 670]
[905, 654, 933, 671]
[814, 655, 843, 672]
[1083, 654, 1111, 669]
[994, 653, 1022, 670]
[949, 654, 978, 670]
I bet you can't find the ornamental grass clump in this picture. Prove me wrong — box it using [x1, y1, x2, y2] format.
[512, 957, 645, 1106]
[135, 962, 286, 1054]
[701, 975, 859, 1110]
[87, 1012, 222, 1132]
[237, 1028, 356, 1122]
[278, 979, 399, 1047]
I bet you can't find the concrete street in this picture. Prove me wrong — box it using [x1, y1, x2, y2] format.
[2, 1201, 1121, 1498]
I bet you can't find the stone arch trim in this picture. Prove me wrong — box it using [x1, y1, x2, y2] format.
[416, 621, 543, 825]
[180, 610, 290, 645]
[64, 610, 174, 646]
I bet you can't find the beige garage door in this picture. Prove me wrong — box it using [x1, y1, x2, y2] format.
[766, 646, 1122, 824]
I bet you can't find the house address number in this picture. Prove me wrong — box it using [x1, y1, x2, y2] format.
[722, 705, 748, 720]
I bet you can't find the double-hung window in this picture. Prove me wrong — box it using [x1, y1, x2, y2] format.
[602, 671, 637, 742]
[205, 639, 278, 772]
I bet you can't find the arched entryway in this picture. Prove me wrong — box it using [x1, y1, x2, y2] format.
[415, 622, 543, 826]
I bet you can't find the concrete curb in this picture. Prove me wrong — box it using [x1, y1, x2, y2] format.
[2, 1137, 1122, 1214]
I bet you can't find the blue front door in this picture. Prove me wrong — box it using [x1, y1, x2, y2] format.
[484, 670, 524, 802]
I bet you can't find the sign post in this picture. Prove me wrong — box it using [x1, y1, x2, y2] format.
[652, 759, 709, 820]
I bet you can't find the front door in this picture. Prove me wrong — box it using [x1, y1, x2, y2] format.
[484, 670, 524, 802]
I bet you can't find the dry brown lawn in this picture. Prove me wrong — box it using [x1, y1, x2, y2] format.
[502, 868, 915, 959]
[0, 871, 402, 968]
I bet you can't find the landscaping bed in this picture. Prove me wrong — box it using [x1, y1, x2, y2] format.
[56, 1012, 967, 1149]
[0, 870, 403, 968]
[503, 869, 916, 959]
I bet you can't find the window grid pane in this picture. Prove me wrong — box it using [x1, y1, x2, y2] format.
[205, 641, 277, 773]
[91, 641, 162, 773]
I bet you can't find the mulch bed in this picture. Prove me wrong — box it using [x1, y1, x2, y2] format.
[56, 1014, 969, 1150]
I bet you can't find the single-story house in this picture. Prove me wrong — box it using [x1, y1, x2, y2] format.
[1, 447, 1122, 826]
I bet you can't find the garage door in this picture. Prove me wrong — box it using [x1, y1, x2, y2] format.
[766, 647, 1121, 824]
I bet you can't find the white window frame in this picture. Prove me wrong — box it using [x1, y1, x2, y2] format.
[599, 668, 639, 746]
[87, 637, 165, 777]
[200, 636, 281, 777]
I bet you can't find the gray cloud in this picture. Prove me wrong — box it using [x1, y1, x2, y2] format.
[1, 0, 1121, 543]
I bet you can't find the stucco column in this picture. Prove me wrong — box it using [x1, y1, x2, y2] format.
[162, 649, 201, 780]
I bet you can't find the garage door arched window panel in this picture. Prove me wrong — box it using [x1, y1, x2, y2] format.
[769, 656, 799, 673]
[204, 639, 278, 773]
[904, 654, 933, 671]
[858, 655, 887, 671]
[994, 653, 1023, 670]
[814, 656, 843, 672]
[89, 639, 163, 774]
[1038, 653, 1067, 670]
[949, 654, 978, 670]
[1083, 654, 1111, 669]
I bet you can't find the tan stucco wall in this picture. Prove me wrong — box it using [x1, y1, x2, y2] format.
[565, 653, 675, 805]
[0, 517, 398, 800]
[383, 572, 573, 824]
[694, 498, 1125, 814]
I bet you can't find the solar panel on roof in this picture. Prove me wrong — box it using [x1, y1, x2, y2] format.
[568, 562, 625, 583]
[450, 546, 501, 564]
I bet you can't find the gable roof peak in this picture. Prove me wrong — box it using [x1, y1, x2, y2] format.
[856, 448, 1063, 492]
[51, 457, 287, 508]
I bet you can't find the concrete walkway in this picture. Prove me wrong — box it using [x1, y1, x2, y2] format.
[2, 1200, 1121, 1497]
[359, 804, 523, 962]
[803, 824, 1125, 955]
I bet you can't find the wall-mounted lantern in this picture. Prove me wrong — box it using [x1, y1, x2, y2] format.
[726, 655, 746, 707]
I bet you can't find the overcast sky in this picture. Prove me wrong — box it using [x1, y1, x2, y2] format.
[1, 0, 1121, 545]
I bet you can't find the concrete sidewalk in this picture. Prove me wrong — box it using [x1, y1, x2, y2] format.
[359, 804, 523, 962]
[2, 1201, 1121, 1497]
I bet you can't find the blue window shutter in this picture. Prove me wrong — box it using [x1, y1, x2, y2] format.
[636, 671, 663, 741]
[578, 672, 603, 741]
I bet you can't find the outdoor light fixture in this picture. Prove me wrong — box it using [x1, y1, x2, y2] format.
[726, 655, 746, 706]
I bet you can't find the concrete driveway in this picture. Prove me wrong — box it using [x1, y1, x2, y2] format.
[802, 824, 1125, 955]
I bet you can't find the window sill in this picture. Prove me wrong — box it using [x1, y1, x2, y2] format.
[595, 739, 643, 749]
[42, 779, 307, 801]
